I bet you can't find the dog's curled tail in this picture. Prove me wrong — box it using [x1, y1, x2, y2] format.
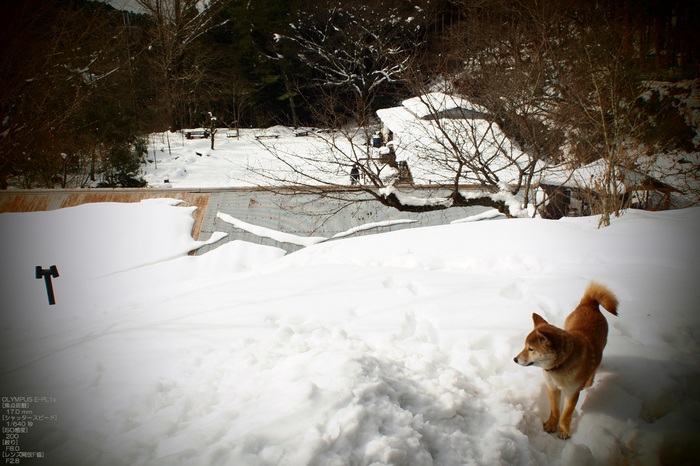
[580, 281, 618, 316]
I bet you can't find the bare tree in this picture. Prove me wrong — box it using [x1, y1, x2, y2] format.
[443, 0, 679, 225]
[284, 4, 424, 126]
[137, 0, 229, 130]
[246, 83, 535, 217]
[246, 1, 582, 219]
[248, 4, 536, 216]
[0, 0, 129, 188]
[389, 87, 550, 212]
[553, 4, 655, 226]
[447, 0, 577, 197]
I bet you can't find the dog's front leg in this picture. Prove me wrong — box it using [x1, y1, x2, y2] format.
[584, 373, 595, 388]
[557, 391, 581, 439]
[544, 386, 561, 433]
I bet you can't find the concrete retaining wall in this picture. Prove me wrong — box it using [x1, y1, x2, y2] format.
[1, 188, 498, 254]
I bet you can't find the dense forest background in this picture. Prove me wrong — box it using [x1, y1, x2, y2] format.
[1, 0, 698, 189]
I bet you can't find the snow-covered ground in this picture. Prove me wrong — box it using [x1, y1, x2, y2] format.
[141, 126, 362, 189]
[141, 122, 526, 193]
[2, 198, 700, 465]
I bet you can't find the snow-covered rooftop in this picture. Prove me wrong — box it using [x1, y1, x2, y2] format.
[377, 93, 535, 187]
[401, 92, 488, 119]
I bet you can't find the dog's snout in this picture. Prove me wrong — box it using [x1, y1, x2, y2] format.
[513, 357, 519, 364]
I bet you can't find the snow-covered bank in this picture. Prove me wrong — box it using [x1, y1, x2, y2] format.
[1, 202, 699, 465]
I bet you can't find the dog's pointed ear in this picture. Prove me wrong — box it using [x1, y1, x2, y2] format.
[533, 313, 548, 327]
[535, 330, 551, 346]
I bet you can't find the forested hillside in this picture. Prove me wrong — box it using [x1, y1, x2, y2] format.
[1, 0, 698, 191]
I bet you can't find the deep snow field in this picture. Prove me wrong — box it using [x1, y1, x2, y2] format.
[1, 197, 700, 465]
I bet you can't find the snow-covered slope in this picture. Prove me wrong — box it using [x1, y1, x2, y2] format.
[1, 200, 699, 465]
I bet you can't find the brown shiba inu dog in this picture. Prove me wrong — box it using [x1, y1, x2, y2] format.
[514, 281, 618, 439]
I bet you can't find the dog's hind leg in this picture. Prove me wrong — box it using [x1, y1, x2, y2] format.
[557, 391, 581, 439]
[544, 386, 561, 433]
